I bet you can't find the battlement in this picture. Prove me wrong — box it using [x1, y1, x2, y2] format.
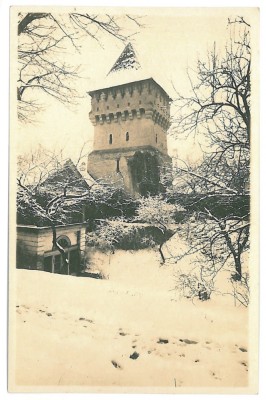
[88, 78, 171, 131]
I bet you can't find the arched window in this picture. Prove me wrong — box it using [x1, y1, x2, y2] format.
[132, 109, 137, 117]
[109, 134, 113, 144]
[126, 132, 129, 141]
[53, 235, 71, 250]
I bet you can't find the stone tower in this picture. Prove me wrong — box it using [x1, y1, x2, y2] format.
[87, 43, 172, 196]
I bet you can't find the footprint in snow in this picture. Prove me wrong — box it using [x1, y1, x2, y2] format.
[111, 360, 122, 369]
[79, 317, 94, 323]
[240, 361, 248, 367]
[130, 351, 140, 360]
[157, 338, 169, 344]
[179, 339, 198, 345]
[210, 371, 221, 380]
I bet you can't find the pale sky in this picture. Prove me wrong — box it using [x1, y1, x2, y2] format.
[15, 7, 257, 164]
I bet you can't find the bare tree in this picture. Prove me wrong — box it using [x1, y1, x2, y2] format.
[173, 16, 250, 190]
[170, 17, 251, 282]
[17, 11, 144, 122]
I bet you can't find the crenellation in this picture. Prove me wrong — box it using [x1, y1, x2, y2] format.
[89, 79, 171, 124]
[90, 106, 170, 132]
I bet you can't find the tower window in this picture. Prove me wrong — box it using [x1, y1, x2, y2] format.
[116, 159, 120, 173]
[128, 102, 130, 106]
[109, 134, 113, 144]
[96, 107, 99, 111]
[124, 110, 129, 120]
[117, 104, 119, 108]
[139, 100, 142, 105]
[107, 105, 109, 110]
[155, 134, 158, 143]
[126, 132, 129, 141]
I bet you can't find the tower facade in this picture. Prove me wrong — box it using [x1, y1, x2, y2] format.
[87, 43, 172, 196]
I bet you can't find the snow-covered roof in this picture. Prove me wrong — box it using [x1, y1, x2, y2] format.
[77, 160, 96, 186]
[89, 43, 173, 100]
[107, 42, 141, 75]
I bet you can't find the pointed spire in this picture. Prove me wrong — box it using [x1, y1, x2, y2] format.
[107, 43, 141, 75]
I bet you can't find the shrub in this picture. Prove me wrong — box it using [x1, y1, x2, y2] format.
[86, 221, 171, 252]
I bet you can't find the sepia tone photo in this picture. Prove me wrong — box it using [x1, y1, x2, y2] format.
[9, 6, 259, 393]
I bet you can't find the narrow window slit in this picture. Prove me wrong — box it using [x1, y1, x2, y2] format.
[116, 159, 120, 173]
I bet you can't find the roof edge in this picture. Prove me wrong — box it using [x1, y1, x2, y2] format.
[88, 77, 173, 102]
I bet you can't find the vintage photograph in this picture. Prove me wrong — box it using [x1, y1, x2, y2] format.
[9, 6, 259, 393]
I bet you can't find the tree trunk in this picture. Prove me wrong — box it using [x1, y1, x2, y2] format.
[159, 243, 165, 264]
[51, 226, 69, 274]
[18, 13, 48, 35]
[234, 256, 242, 281]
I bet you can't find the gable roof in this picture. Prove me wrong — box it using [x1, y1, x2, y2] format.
[17, 159, 95, 227]
[41, 159, 95, 193]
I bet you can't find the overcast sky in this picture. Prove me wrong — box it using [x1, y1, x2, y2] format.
[15, 7, 257, 164]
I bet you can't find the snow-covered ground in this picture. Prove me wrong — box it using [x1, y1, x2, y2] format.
[13, 247, 249, 391]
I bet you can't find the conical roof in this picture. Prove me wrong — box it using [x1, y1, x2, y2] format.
[107, 42, 141, 75]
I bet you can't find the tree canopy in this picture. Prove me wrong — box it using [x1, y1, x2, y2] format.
[17, 12, 143, 122]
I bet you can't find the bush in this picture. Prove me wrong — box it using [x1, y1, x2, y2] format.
[86, 221, 172, 252]
[173, 270, 213, 301]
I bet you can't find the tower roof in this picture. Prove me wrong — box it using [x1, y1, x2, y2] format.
[89, 43, 173, 100]
[107, 42, 141, 75]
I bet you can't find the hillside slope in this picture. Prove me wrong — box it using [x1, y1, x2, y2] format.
[13, 249, 248, 391]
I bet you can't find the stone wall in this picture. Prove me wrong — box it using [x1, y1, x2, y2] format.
[87, 78, 172, 196]
[91, 115, 168, 156]
[87, 146, 171, 196]
[89, 79, 171, 156]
